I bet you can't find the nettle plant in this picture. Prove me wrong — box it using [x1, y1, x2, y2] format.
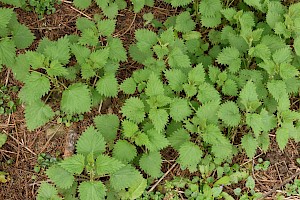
[121, 0, 300, 171]
[73, 0, 154, 17]
[11, 17, 126, 130]
[0, 8, 35, 70]
[37, 121, 148, 200]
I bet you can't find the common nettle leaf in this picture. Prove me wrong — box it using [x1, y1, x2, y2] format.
[145, 73, 164, 96]
[78, 181, 106, 200]
[276, 123, 293, 151]
[217, 101, 241, 127]
[81, 63, 95, 79]
[149, 108, 169, 132]
[44, 37, 70, 65]
[199, 0, 222, 17]
[76, 126, 106, 157]
[70, 44, 91, 65]
[217, 47, 241, 73]
[177, 141, 202, 172]
[175, 11, 196, 33]
[94, 114, 119, 142]
[168, 48, 191, 68]
[196, 101, 220, 125]
[97, 19, 116, 36]
[79, 29, 99, 46]
[239, 81, 261, 111]
[19, 72, 50, 103]
[113, 140, 137, 163]
[122, 120, 139, 138]
[267, 80, 288, 101]
[110, 165, 143, 191]
[107, 37, 127, 62]
[0, 38, 16, 67]
[47, 60, 69, 77]
[61, 83, 91, 115]
[170, 98, 192, 122]
[139, 151, 162, 178]
[73, 0, 91, 9]
[0, 8, 13, 28]
[241, 134, 258, 158]
[11, 23, 35, 49]
[90, 48, 110, 68]
[164, 69, 187, 92]
[168, 128, 191, 150]
[169, 0, 192, 7]
[76, 17, 96, 32]
[120, 77, 136, 94]
[59, 154, 85, 175]
[294, 37, 300, 56]
[96, 74, 118, 97]
[121, 97, 145, 123]
[24, 100, 55, 131]
[272, 47, 292, 64]
[146, 129, 170, 151]
[46, 165, 74, 189]
[188, 64, 205, 85]
[197, 82, 221, 103]
[37, 182, 61, 200]
[96, 154, 125, 175]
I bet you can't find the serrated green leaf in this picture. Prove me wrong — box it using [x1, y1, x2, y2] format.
[149, 108, 169, 132]
[146, 129, 170, 151]
[94, 114, 119, 142]
[145, 73, 164, 96]
[96, 154, 125, 175]
[199, 0, 222, 17]
[59, 154, 85, 174]
[272, 47, 292, 64]
[19, 72, 50, 103]
[175, 11, 196, 33]
[76, 126, 106, 157]
[170, 98, 192, 122]
[197, 82, 220, 104]
[218, 101, 241, 127]
[61, 83, 91, 115]
[107, 37, 127, 62]
[0, 8, 13, 29]
[78, 181, 106, 200]
[73, 0, 91, 9]
[46, 165, 74, 189]
[217, 47, 241, 73]
[121, 97, 145, 123]
[97, 19, 116, 36]
[110, 165, 143, 191]
[25, 100, 55, 130]
[177, 141, 202, 172]
[76, 17, 96, 32]
[267, 80, 288, 101]
[37, 182, 61, 200]
[12, 24, 35, 49]
[139, 151, 162, 178]
[120, 77, 136, 94]
[164, 69, 187, 92]
[90, 48, 110, 68]
[0, 38, 16, 67]
[96, 74, 118, 97]
[168, 48, 191, 68]
[44, 37, 70, 65]
[241, 134, 258, 158]
[113, 140, 137, 163]
[276, 125, 290, 151]
[47, 60, 69, 77]
[168, 128, 190, 151]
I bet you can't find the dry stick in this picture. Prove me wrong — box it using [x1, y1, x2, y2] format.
[113, 14, 137, 37]
[39, 124, 63, 154]
[7, 133, 36, 156]
[68, 5, 92, 19]
[258, 170, 300, 200]
[148, 162, 177, 193]
[240, 152, 264, 167]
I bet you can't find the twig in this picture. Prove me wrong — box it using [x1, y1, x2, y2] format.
[39, 124, 63, 154]
[68, 5, 92, 19]
[148, 162, 177, 193]
[258, 170, 300, 200]
[114, 14, 137, 37]
[240, 152, 264, 167]
[60, 0, 73, 3]
[7, 133, 36, 156]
